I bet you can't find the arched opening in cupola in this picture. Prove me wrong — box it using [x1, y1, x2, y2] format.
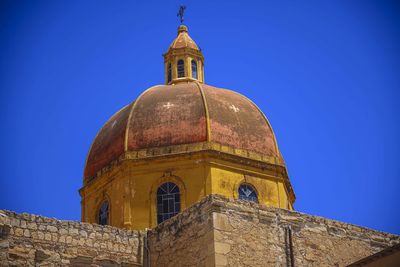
[177, 59, 185, 78]
[191, 60, 198, 79]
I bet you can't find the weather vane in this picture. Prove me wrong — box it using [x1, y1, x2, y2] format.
[177, 5, 186, 24]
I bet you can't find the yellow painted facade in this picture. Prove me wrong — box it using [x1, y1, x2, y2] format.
[80, 24, 295, 230]
[80, 143, 294, 230]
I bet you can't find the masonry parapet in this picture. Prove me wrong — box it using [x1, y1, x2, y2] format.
[0, 209, 144, 266]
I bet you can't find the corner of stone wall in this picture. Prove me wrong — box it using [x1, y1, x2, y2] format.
[147, 195, 216, 266]
[205, 194, 400, 267]
[145, 194, 400, 267]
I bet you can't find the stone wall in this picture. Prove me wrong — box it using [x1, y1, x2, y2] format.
[0, 210, 144, 266]
[147, 195, 400, 267]
[2, 196, 399, 266]
[147, 197, 216, 266]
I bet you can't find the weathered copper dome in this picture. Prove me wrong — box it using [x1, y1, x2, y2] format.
[84, 82, 283, 180]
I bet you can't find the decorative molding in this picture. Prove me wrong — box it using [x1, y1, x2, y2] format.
[81, 141, 295, 204]
[195, 81, 211, 141]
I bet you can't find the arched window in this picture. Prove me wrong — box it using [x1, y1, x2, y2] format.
[177, 59, 185, 78]
[157, 182, 180, 224]
[98, 201, 109, 225]
[167, 63, 172, 83]
[191, 60, 198, 79]
[238, 183, 258, 203]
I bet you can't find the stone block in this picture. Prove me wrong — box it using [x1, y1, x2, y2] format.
[214, 242, 231, 254]
[37, 231, 44, 240]
[65, 236, 73, 243]
[0, 239, 9, 249]
[23, 229, 31, 237]
[10, 218, 20, 227]
[34, 249, 50, 263]
[59, 228, 68, 235]
[213, 213, 233, 232]
[20, 220, 27, 228]
[79, 230, 87, 238]
[70, 255, 93, 266]
[69, 228, 79, 235]
[215, 253, 227, 266]
[44, 233, 52, 241]
[14, 228, 23, 236]
[46, 225, 58, 233]
[27, 222, 37, 230]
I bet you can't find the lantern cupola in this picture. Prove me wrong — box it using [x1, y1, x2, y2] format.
[163, 25, 204, 84]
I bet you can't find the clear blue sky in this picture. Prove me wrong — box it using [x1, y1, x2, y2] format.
[1, 1, 399, 234]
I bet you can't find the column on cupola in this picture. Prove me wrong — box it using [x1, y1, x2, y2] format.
[186, 56, 192, 79]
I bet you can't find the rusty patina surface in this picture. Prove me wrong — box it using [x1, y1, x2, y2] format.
[127, 83, 207, 150]
[84, 103, 133, 179]
[203, 84, 278, 158]
[84, 83, 280, 180]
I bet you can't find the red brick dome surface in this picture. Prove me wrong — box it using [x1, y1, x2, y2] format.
[84, 83, 280, 179]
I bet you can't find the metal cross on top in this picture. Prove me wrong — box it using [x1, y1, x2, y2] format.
[177, 5, 186, 24]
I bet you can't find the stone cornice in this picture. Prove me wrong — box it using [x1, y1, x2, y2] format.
[163, 47, 204, 61]
[82, 141, 295, 201]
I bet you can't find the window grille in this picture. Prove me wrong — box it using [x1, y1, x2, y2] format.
[167, 63, 172, 82]
[238, 184, 258, 202]
[177, 60, 185, 78]
[191, 60, 198, 79]
[98, 201, 109, 225]
[157, 182, 181, 224]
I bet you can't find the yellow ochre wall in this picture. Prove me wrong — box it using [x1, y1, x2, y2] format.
[80, 153, 293, 230]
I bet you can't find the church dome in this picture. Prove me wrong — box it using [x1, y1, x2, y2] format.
[80, 18, 295, 230]
[84, 82, 283, 180]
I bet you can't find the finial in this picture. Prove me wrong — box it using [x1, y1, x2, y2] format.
[177, 5, 186, 24]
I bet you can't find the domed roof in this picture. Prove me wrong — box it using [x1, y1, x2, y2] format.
[168, 25, 199, 50]
[84, 82, 282, 179]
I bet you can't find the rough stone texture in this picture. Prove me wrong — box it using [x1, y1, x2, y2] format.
[0, 210, 143, 266]
[147, 197, 216, 267]
[1, 195, 399, 266]
[147, 195, 400, 267]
